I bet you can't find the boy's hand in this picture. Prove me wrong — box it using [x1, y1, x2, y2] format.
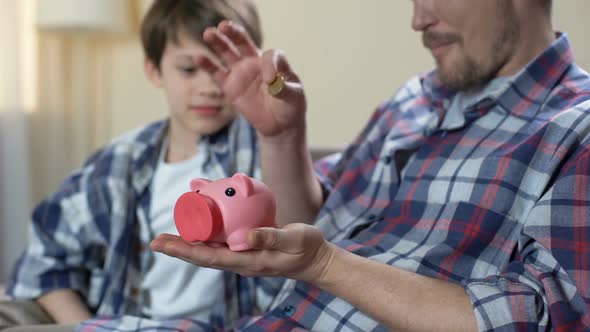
[196, 20, 307, 139]
[150, 223, 334, 284]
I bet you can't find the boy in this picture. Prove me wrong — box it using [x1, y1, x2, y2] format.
[3, 0, 263, 328]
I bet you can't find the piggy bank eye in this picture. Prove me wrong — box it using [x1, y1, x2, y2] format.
[225, 188, 236, 197]
[195, 190, 200, 193]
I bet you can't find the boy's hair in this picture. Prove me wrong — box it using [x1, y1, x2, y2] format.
[141, 0, 263, 69]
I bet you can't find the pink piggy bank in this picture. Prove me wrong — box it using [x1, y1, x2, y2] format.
[173, 173, 277, 251]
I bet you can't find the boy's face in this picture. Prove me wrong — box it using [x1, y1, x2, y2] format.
[145, 31, 236, 138]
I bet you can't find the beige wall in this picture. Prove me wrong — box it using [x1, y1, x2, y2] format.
[105, 1, 590, 149]
[25, 1, 590, 204]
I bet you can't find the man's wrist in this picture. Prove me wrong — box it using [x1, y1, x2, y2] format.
[257, 123, 307, 148]
[311, 242, 342, 287]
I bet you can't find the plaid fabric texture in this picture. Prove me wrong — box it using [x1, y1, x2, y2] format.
[80, 34, 590, 331]
[8, 116, 263, 327]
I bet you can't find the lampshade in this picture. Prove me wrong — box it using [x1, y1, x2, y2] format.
[36, 0, 130, 34]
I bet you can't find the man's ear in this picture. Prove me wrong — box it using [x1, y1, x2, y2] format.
[144, 57, 163, 88]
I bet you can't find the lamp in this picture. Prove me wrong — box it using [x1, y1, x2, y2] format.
[36, 0, 130, 34]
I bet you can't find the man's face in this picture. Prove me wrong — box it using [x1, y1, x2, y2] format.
[412, 0, 520, 91]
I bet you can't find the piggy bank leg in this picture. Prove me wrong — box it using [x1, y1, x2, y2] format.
[226, 229, 252, 251]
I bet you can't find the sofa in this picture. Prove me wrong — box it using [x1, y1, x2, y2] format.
[1, 284, 7, 300]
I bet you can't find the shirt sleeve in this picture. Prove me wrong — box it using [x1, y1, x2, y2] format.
[76, 315, 218, 332]
[7, 161, 107, 301]
[463, 141, 590, 331]
[314, 102, 391, 196]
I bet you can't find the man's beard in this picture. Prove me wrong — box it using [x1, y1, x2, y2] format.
[425, 2, 520, 92]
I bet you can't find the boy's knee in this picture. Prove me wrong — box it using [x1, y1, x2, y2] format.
[0, 300, 53, 326]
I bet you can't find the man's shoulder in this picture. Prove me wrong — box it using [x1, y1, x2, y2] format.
[373, 73, 435, 119]
[393, 75, 427, 101]
[542, 64, 590, 116]
[554, 64, 590, 101]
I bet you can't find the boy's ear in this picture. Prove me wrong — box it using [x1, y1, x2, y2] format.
[144, 57, 163, 88]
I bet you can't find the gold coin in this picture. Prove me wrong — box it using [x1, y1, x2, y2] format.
[268, 74, 285, 96]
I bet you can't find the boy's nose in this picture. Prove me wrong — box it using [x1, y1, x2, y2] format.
[195, 72, 223, 97]
[197, 86, 222, 97]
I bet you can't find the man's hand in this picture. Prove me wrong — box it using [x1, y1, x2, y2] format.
[200, 21, 323, 232]
[198, 20, 307, 140]
[150, 223, 334, 283]
[152, 224, 478, 331]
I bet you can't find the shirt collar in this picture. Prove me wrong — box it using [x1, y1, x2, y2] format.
[130, 118, 240, 197]
[421, 32, 574, 119]
[131, 120, 169, 196]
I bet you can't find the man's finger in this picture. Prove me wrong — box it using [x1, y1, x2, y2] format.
[250, 227, 305, 254]
[193, 55, 229, 84]
[218, 21, 258, 57]
[203, 27, 241, 65]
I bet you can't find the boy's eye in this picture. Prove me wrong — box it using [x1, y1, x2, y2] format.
[178, 66, 196, 74]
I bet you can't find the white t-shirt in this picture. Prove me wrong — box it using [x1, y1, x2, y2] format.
[142, 139, 226, 320]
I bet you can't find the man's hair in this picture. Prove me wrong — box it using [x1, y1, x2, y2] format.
[141, 0, 263, 69]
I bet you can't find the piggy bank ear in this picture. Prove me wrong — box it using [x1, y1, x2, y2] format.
[231, 173, 254, 196]
[190, 178, 212, 192]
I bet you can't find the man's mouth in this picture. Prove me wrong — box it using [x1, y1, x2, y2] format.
[423, 32, 461, 49]
[423, 32, 461, 60]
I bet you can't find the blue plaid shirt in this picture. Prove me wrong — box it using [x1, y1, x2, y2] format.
[7, 116, 278, 326]
[79, 34, 590, 331]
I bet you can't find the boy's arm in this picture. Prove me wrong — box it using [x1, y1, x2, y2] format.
[37, 289, 92, 324]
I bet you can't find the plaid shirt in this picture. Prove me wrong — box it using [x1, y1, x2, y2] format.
[6, 116, 275, 327]
[79, 33, 590, 331]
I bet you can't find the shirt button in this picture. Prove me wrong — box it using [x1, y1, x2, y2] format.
[282, 305, 295, 317]
[130, 287, 140, 297]
[368, 214, 377, 221]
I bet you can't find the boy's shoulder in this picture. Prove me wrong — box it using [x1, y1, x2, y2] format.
[46, 120, 168, 205]
[81, 119, 168, 178]
[108, 119, 168, 149]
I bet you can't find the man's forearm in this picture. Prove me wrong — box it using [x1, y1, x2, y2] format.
[259, 129, 324, 227]
[37, 289, 92, 324]
[316, 245, 478, 332]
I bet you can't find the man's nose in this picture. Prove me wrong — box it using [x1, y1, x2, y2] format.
[411, 0, 437, 32]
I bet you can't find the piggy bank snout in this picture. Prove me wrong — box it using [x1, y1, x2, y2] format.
[174, 192, 223, 242]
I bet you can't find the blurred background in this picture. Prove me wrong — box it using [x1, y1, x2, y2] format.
[1, 0, 589, 282]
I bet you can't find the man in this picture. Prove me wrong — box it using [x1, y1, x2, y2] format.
[82, 0, 590, 331]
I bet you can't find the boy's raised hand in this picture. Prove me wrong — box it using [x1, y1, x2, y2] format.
[196, 20, 307, 138]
